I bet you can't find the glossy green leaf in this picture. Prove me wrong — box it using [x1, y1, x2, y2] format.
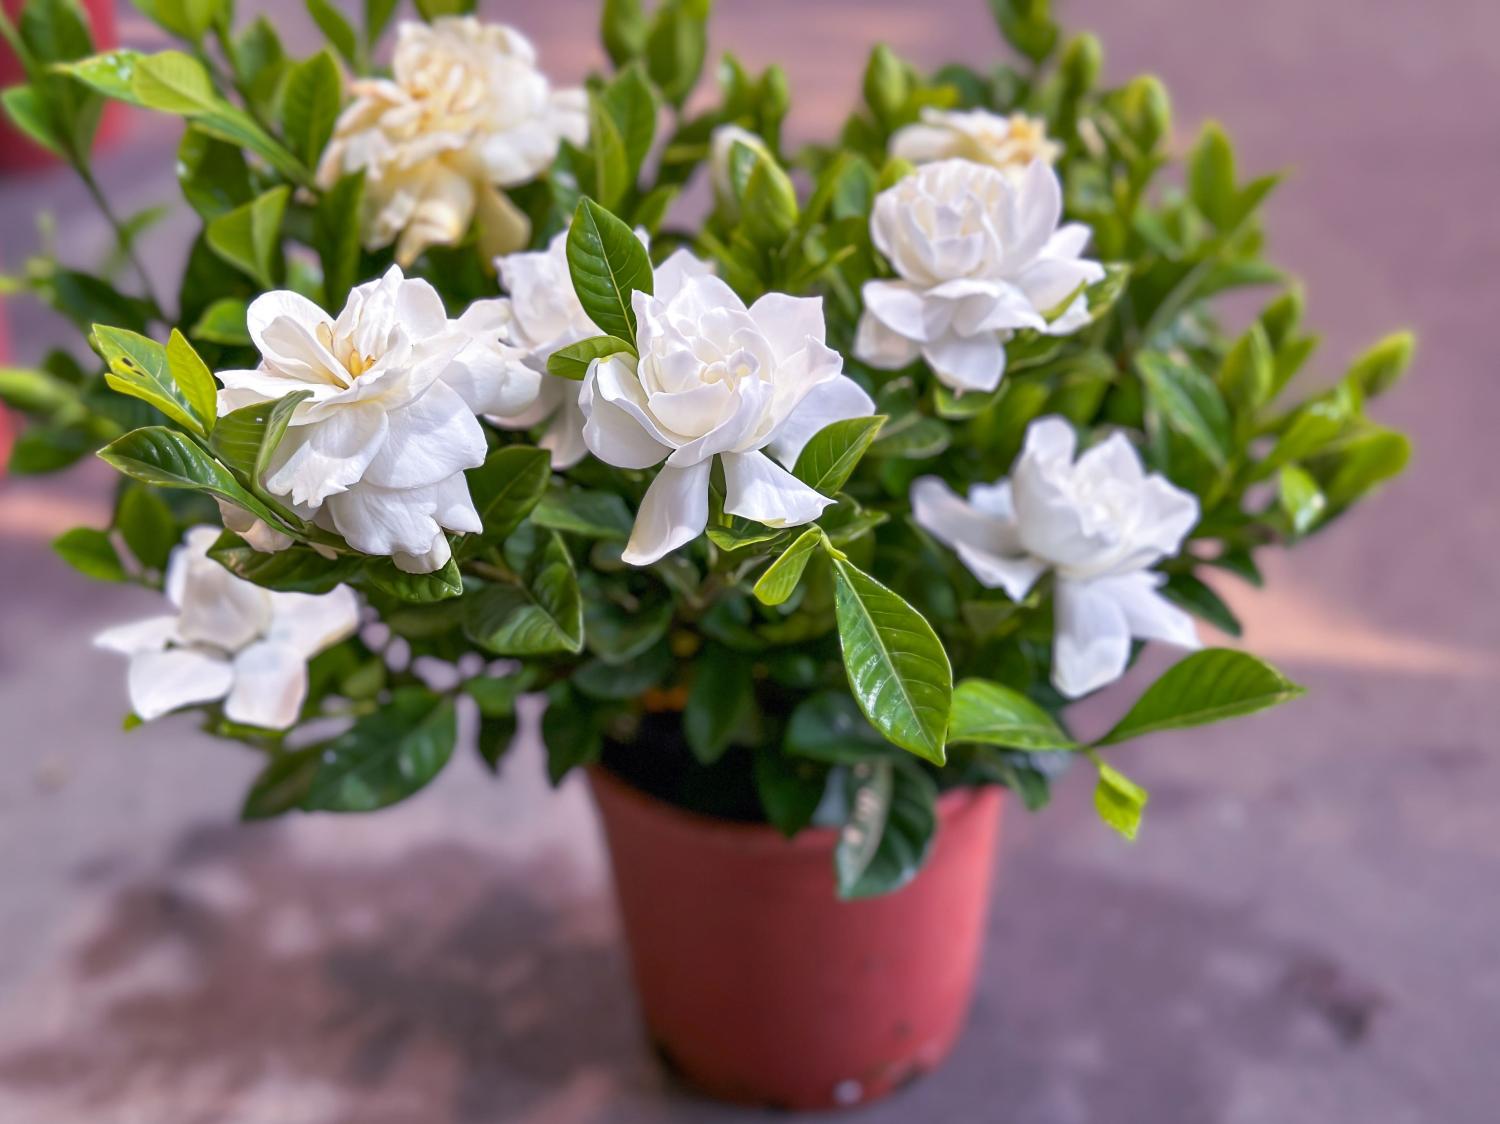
[52, 526, 125, 581]
[752, 526, 822, 606]
[644, 0, 710, 107]
[791, 415, 884, 495]
[189, 297, 251, 345]
[463, 445, 551, 546]
[314, 171, 365, 310]
[1094, 761, 1147, 840]
[164, 329, 218, 432]
[206, 186, 289, 288]
[1347, 331, 1415, 399]
[364, 556, 464, 602]
[1, 86, 63, 156]
[1162, 571, 1242, 637]
[754, 747, 828, 838]
[301, 689, 457, 811]
[99, 426, 290, 531]
[209, 532, 362, 593]
[948, 678, 1078, 751]
[530, 484, 634, 540]
[463, 531, 584, 655]
[599, 63, 657, 179]
[1313, 427, 1411, 513]
[94, 325, 209, 436]
[835, 761, 938, 899]
[684, 642, 755, 764]
[413, 0, 476, 18]
[1188, 120, 1237, 228]
[116, 484, 175, 570]
[1278, 464, 1325, 535]
[1096, 649, 1305, 747]
[1137, 351, 1231, 469]
[830, 555, 951, 764]
[546, 334, 635, 380]
[210, 389, 311, 481]
[1217, 323, 1273, 415]
[282, 49, 342, 169]
[785, 690, 901, 764]
[566, 198, 653, 344]
[305, 0, 358, 66]
[601, 0, 647, 66]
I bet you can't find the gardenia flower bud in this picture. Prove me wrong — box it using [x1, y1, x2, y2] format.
[708, 124, 774, 218]
[486, 228, 612, 468]
[891, 108, 1062, 179]
[315, 17, 587, 266]
[217, 266, 538, 573]
[580, 253, 876, 566]
[855, 159, 1105, 394]
[911, 416, 1201, 698]
[94, 527, 360, 729]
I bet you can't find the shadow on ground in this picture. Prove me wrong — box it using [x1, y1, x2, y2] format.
[0, 816, 1384, 1123]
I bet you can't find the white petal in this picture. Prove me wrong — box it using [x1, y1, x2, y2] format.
[862, 281, 930, 341]
[621, 460, 711, 566]
[174, 551, 273, 651]
[224, 641, 309, 730]
[580, 360, 672, 469]
[747, 291, 828, 359]
[653, 249, 717, 301]
[889, 122, 958, 163]
[127, 648, 234, 720]
[1051, 578, 1132, 699]
[361, 381, 487, 491]
[922, 331, 1006, 393]
[266, 406, 390, 508]
[394, 163, 476, 266]
[393, 534, 451, 574]
[541, 389, 590, 469]
[266, 585, 361, 657]
[853, 310, 921, 370]
[94, 615, 179, 656]
[247, 290, 335, 371]
[910, 476, 1044, 600]
[1094, 572, 1202, 650]
[1016, 257, 1107, 319]
[323, 481, 443, 558]
[765, 375, 876, 467]
[721, 450, 832, 528]
[954, 543, 1048, 601]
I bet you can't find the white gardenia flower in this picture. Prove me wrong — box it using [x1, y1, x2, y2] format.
[95, 527, 360, 729]
[315, 17, 587, 266]
[912, 416, 1201, 699]
[485, 228, 605, 468]
[580, 252, 876, 566]
[218, 266, 538, 573]
[891, 108, 1062, 179]
[855, 159, 1105, 394]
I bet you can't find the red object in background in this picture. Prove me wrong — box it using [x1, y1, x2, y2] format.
[588, 767, 1003, 1111]
[0, 0, 125, 172]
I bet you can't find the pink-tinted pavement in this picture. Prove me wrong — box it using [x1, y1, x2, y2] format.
[0, 1, 1496, 1121]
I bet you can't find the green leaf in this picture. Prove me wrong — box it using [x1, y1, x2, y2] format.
[413, 0, 476, 18]
[305, 0, 358, 66]
[1312, 427, 1411, 513]
[784, 691, 898, 764]
[566, 198, 654, 344]
[752, 526, 822, 606]
[52, 526, 126, 581]
[599, 63, 657, 180]
[644, 0, 710, 108]
[0, 366, 78, 414]
[282, 49, 342, 169]
[94, 325, 211, 437]
[829, 554, 952, 764]
[176, 128, 253, 219]
[463, 445, 551, 546]
[1, 86, 63, 156]
[314, 170, 365, 310]
[1217, 323, 1273, 416]
[791, 415, 884, 495]
[210, 532, 362, 593]
[1137, 351, 1231, 470]
[189, 297, 251, 345]
[835, 761, 938, 899]
[530, 484, 634, 540]
[56, 49, 142, 103]
[1346, 331, 1415, 399]
[601, 0, 647, 66]
[116, 485, 176, 569]
[1096, 649, 1305, 747]
[1188, 120, 1237, 229]
[97, 425, 289, 528]
[364, 556, 464, 602]
[302, 689, 457, 811]
[989, 0, 1058, 63]
[463, 532, 584, 655]
[206, 185, 289, 288]
[739, 146, 799, 246]
[210, 389, 311, 481]
[1256, 383, 1360, 478]
[572, 644, 671, 700]
[164, 329, 218, 433]
[546, 334, 634, 380]
[364, 0, 400, 49]
[948, 678, 1078, 751]
[586, 89, 630, 208]
[540, 681, 601, 784]
[1278, 464, 1325, 535]
[683, 642, 755, 764]
[133, 0, 221, 43]
[1162, 571, 1242, 637]
[242, 749, 320, 819]
[754, 747, 828, 838]
[1094, 761, 1147, 841]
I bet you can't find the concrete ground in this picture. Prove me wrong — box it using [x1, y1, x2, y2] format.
[1, 1, 1497, 1121]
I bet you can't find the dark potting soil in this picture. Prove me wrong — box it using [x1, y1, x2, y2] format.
[600, 711, 766, 823]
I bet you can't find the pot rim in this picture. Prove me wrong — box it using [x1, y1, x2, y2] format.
[586, 762, 996, 854]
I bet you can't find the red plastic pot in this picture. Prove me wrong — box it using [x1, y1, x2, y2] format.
[588, 766, 1004, 1110]
[0, 0, 125, 173]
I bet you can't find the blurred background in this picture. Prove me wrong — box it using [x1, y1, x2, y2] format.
[1, 0, 1497, 1120]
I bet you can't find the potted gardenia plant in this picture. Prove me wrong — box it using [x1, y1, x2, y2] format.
[1, 0, 1415, 1109]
